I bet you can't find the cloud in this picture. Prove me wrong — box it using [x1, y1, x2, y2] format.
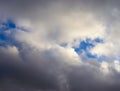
[0, 45, 120, 91]
[1, 0, 120, 91]
[0, 46, 59, 91]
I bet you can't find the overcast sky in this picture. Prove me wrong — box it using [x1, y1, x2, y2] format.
[0, 0, 120, 91]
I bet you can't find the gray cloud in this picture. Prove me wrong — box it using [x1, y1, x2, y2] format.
[0, 45, 120, 91]
[0, 46, 59, 91]
[1, 0, 120, 91]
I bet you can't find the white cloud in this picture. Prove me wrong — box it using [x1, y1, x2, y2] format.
[100, 61, 110, 74]
[90, 42, 116, 56]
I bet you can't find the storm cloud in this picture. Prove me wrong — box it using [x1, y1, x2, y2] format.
[0, 0, 120, 91]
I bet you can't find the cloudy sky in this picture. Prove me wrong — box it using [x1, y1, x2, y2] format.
[1, 0, 120, 91]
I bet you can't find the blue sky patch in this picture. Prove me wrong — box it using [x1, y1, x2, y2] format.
[60, 38, 105, 61]
[74, 38, 105, 61]
[0, 19, 16, 31]
[0, 19, 29, 49]
[0, 19, 16, 46]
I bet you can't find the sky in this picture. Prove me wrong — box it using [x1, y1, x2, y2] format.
[1, 0, 120, 91]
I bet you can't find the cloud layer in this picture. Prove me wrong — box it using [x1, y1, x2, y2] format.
[0, 0, 120, 91]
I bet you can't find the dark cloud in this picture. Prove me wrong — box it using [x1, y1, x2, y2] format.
[0, 45, 120, 91]
[67, 64, 120, 91]
[0, 0, 119, 19]
[1, 0, 120, 91]
[0, 46, 59, 91]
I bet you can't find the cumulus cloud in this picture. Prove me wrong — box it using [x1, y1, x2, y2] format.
[0, 0, 120, 91]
